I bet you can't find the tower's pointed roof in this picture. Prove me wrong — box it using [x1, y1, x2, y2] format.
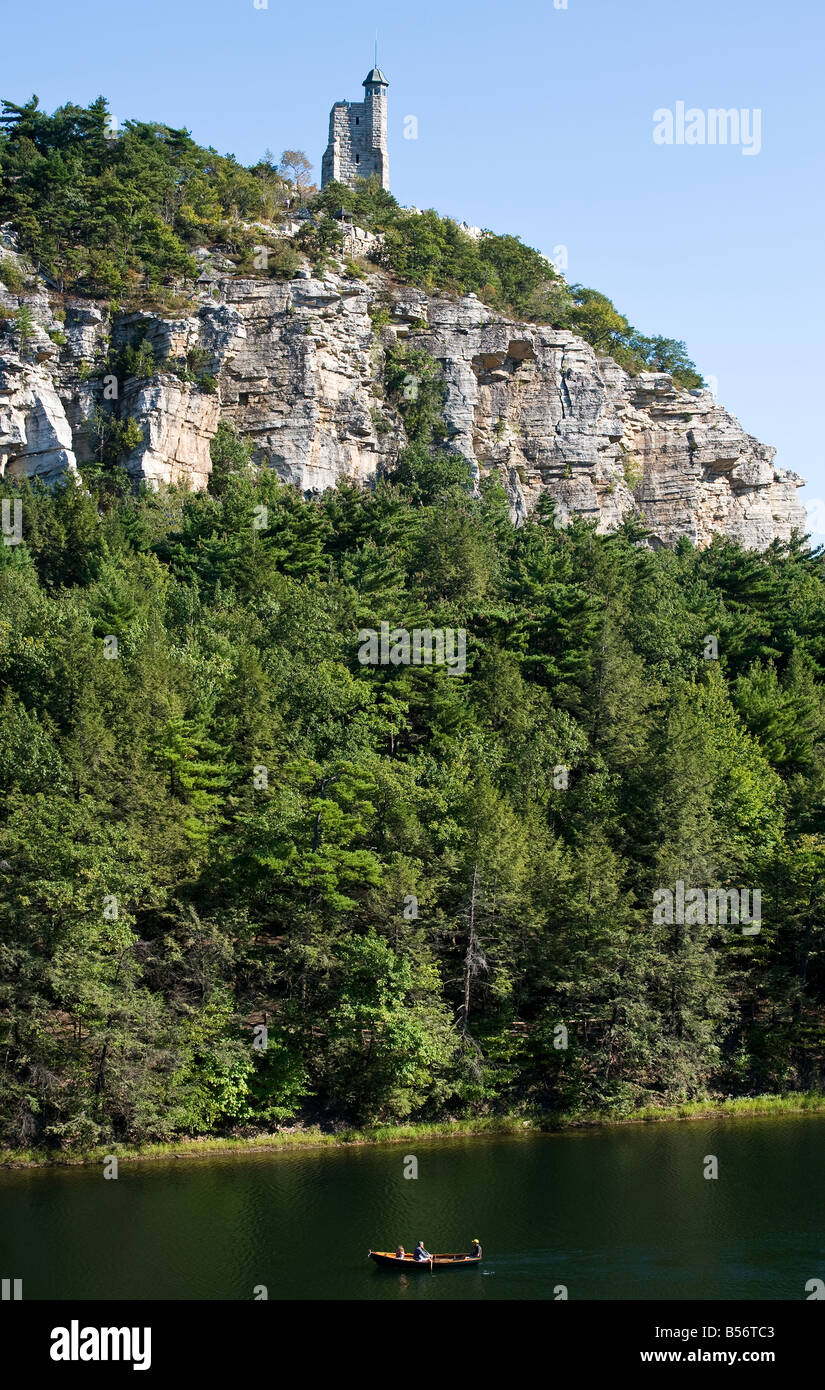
[363, 67, 389, 86]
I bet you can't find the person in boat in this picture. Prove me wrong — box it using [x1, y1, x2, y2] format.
[470, 1238, 482, 1259]
[395, 1245, 405, 1259]
[413, 1241, 432, 1262]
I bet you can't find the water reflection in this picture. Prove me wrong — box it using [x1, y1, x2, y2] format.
[1, 1117, 823, 1300]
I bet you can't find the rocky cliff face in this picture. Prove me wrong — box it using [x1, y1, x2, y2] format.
[411, 291, 805, 548]
[0, 242, 806, 549]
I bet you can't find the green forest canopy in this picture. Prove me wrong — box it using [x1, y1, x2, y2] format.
[0, 447, 822, 1150]
[0, 94, 702, 388]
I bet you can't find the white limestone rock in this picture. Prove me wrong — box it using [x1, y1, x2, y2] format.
[217, 274, 403, 492]
[119, 376, 220, 489]
[413, 298, 805, 549]
[0, 353, 79, 483]
[64, 303, 108, 362]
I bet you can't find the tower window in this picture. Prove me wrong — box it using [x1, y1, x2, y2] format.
[356, 154, 360, 163]
[355, 117, 360, 125]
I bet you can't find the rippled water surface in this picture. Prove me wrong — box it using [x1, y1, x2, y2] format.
[2, 1116, 824, 1299]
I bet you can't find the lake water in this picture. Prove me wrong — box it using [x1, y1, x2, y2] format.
[2, 1116, 824, 1300]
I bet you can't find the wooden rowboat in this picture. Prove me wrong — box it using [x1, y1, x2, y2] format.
[368, 1250, 481, 1270]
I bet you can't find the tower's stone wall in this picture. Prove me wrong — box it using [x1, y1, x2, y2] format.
[322, 77, 389, 190]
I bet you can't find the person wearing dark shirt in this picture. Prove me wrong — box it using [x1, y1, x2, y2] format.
[413, 1241, 431, 1262]
[470, 1238, 482, 1258]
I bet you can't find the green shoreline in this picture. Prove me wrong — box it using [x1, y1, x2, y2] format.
[3, 1093, 824, 1171]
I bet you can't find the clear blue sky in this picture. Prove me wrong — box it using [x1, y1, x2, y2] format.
[5, 0, 824, 534]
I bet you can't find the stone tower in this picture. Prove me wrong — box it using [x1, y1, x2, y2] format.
[321, 66, 389, 191]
